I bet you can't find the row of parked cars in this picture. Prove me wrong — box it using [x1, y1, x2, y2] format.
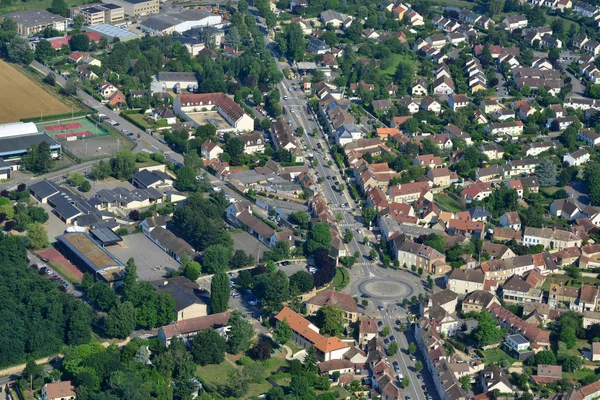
[31, 263, 69, 292]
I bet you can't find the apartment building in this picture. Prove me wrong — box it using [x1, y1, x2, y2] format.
[102, 0, 158, 16]
[6, 10, 67, 36]
[445, 268, 484, 295]
[523, 227, 583, 250]
[71, 3, 124, 25]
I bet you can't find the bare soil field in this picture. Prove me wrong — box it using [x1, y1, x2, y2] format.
[0, 59, 69, 123]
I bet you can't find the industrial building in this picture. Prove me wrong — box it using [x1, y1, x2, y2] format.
[140, 9, 221, 35]
[0, 122, 61, 169]
[85, 23, 138, 42]
[5, 10, 67, 36]
[101, 0, 159, 16]
[56, 232, 125, 286]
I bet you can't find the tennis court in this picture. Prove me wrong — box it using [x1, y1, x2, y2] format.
[39, 117, 107, 142]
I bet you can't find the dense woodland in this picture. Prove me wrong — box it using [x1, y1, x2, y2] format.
[0, 233, 91, 368]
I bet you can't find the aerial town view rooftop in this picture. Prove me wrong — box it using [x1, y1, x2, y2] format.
[1, 0, 600, 398]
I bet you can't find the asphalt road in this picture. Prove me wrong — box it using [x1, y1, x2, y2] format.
[30, 61, 182, 163]
[274, 56, 429, 400]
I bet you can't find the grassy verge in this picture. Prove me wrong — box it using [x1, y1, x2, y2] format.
[197, 353, 288, 399]
[429, 0, 475, 8]
[330, 267, 350, 291]
[49, 261, 82, 284]
[433, 193, 465, 212]
[0, 0, 85, 13]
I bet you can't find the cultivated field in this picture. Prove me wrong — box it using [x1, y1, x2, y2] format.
[0, 59, 69, 124]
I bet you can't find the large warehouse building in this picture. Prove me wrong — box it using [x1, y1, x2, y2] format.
[140, 9, 221, 35]
[0, 122, 61, 172]
[56, 232, 125, 286]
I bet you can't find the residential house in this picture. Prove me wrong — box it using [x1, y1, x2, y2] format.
[500, 211, 522, 230]
[41, 381, 76, 400]
[462, 290, 500, 313]
[427, 168, 457, 187]
[152, 276, 208, 320]
[305, 290, 359, 324]
[448, 94, 469, 111]
[502, 15, 528, 31]
[200, 140, 223, 160]
[158, 312, 230, 346]
[462, 181, 493, 203]
[501, 275, 543, 304]
[412, 79, 428, 96]
[275, 306, 349, 361]
[550, 199, 584, 220]
[446, 268, 485, 295]
[485, 121, 524, 137]
[433, 76, 455, 95]
[488, 304, 550, 350]
[358, 316, 378, 348]
[392, 236, 447, 274]
[579, 130, 600, 149]
[563, 149, 590, 166]
[523, 227, 583, 250]
[414, 154, 443, 169]
[420, 96, 442, 113]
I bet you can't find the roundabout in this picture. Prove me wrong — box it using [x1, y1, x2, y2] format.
[357, 277, 419, 301]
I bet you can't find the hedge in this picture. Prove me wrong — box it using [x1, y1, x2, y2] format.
[21, 110, 91, 123]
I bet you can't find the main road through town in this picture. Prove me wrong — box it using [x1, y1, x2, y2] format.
[273, 53, 431, 400]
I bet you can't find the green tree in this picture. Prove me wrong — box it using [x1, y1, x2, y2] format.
[237, 270, 254, 289]
[472, 310, 505, 346]
[175, 165, 197, 192]
[274, 318, 293, 344]
[306, 222, 332, 254]
[343, 229, 353, 244]
[72, 14, 84, 31]
[281, 22, 306, 61]
[289, 211, 310, 229]
[535, 158, 558, 187]
[35, 40, 55, 60]
[69, 33, 89, 51]
[254, 270, 289, 311]
[316, 305, 345, 336]
[388, 341, 398, 355]
[401, 376, 409, 388]
[80, 180, 91, 193]
[408, 342, 416, 355]
[415, 360, 423, 372]
[26, 223, 49, 250]
[394, 60, 414, 92]
[203, 244, 232, 274]
[210, 272, 230, 313]
[190, 328, 227, 365]
[424, 234, 445, 253]
[110, 151, 136, 180]
[381, 326, 391, 336]
[289, 270, 314, 294]
[183, 260, 201, 281]
[69, 172, 86, 187]
[227, 311, 254, 354]
[362, 207, 377, 226]
[105, 301, 137, 339]
[50, 0, 68, 15]
[459, 375, 472, 391]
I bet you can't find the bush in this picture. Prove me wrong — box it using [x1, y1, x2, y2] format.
[116, 227, 128, 236]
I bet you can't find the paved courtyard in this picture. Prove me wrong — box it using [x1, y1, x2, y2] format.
[108, 233, 181, 281]
[231, 231, 270, 260]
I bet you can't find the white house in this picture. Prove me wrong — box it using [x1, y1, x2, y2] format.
[173, 92, 254, 132]
[563, 148, 590, 166]
[335, 124, 362, 146]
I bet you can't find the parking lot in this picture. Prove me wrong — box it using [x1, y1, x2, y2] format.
[108, 233, 181, 281]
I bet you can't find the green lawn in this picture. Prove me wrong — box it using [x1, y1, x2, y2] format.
[197, 352, 289, 399]
[330, 267, 350, 291]
[430, 0, 475, 8]
[0, 0, 85, 13]
[125, 113, 155, 130]
[433, 193, 465, 212]
[541, 274, 600, 291]
[480, 348, 516, 366]
[381, 53, 414, 77]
